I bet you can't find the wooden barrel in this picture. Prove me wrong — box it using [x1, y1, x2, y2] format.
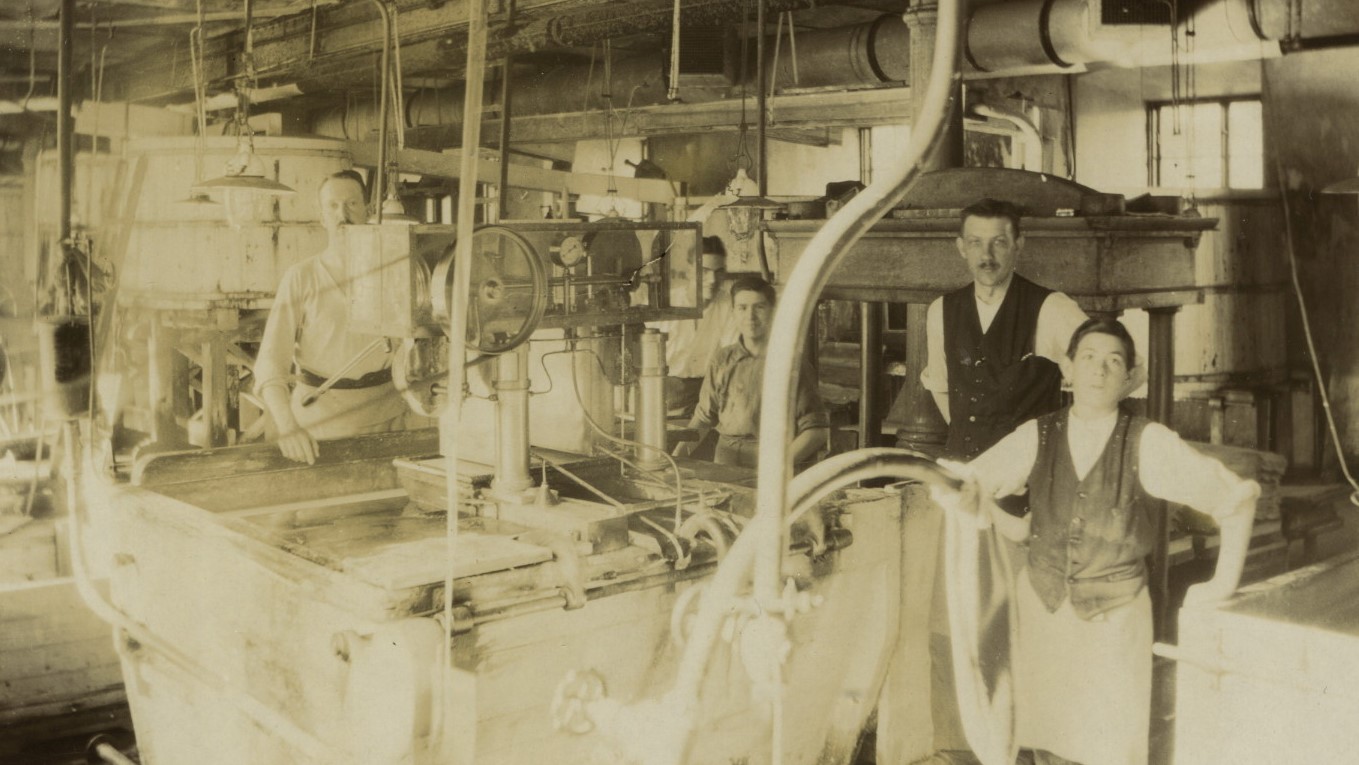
[37, 137, 351, 310]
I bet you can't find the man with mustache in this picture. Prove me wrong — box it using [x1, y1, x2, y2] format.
[253, 170, 406, 464]
[921, 198, 1089, 463]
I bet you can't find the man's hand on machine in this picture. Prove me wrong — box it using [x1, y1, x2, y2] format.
[278, 425, 319, 465]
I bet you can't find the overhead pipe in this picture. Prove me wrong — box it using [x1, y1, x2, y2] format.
[963, 0, 1359, 76]
[310, 17, 913, 140]
[749, 0, 962, 604]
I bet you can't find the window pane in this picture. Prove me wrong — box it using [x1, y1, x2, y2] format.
[1228, 100, 1264, 189]
[1156, 102, 1224, 189]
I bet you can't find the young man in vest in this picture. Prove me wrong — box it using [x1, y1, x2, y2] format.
[935, 318, 1258, 765]
[921, 198, 1089, 461]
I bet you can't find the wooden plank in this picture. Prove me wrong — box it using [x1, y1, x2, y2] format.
[347, 143, 676, 204]
[133, 427, 439, 487]
[341, 533, 554, 591]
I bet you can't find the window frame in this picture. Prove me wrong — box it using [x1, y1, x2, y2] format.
[1146, 95, 1264, 192]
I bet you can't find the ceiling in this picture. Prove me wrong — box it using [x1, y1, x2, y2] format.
[0, 0, 905, 140]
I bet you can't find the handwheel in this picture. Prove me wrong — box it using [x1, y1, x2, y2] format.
[431, 225, 548, 355]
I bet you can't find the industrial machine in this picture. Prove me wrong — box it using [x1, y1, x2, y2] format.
[81, 211, 928, 765]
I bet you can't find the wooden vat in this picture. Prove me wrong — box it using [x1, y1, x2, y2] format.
[1171, 551, 1359, 764]
[92, 434, 911, 764]
[116, 136, 349, 309]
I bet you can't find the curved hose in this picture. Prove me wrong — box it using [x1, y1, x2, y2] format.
[667, 449, 962, 754]
[750, 0, 965, 604]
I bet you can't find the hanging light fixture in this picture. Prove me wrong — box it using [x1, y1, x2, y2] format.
[192, 0, 295, 199]
[719, 0, 783, 267]
[179, 3, 220, 207]
[366, 0, 417, 224]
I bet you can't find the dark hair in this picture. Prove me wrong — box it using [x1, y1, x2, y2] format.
[960, 198, 1023, 238]
[729, 275, 776, 306]
[701, 235, 727, 257]
[1066, 317, 1136, 362]
[321, 169, 368, 200]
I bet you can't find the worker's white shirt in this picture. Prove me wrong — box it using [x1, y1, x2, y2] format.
[970, 411, 1260, 520]
[254, 255, 406, 438]
[919, 282, 1088, 394]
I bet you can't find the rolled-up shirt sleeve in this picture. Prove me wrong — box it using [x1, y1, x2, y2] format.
[919, 297, 948, 394]
[1035, 291, 1089, 363]
[968, 418, 1039, 500]
[1138, 422, 1261, 522]
[253, 268, 303, 397]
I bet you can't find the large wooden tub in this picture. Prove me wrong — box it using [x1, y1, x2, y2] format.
[88, 431, 917, 764]
[1172, 551, 1359, 764]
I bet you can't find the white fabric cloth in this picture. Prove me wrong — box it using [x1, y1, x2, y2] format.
[1015, 567, 1152, 765]
[920, 282, 1088, 394]
[254, 256, 406, 439]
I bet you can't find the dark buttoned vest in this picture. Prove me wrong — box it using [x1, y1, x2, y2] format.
[942, 274, 1064, 460]
[1027, 407, 1156, 620]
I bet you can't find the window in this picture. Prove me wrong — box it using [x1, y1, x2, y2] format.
[1149, 98, 1264, 190]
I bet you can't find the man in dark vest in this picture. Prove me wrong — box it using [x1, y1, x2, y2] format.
[916, 198, 1089, 764]
[921, 198, 1089, 461]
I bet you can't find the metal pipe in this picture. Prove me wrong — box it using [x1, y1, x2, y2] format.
[972, 103, 1041, 171]
[435, 0, 486, 748]
[497, 54, 513, 220]
[756, 0, 768, 198]
[859, 302, 883, 448]
[666, 448, 958, 752]
[493, 345, 533, 496]
[965, 0, 1282, 75]
[366, 0, 393, 219]
[635, 329, 668, 470]
[314, 18, 911, 140]
[57, 0, 73, 314]
[88, 739, 138, 765]
[749, 0, 963, 604]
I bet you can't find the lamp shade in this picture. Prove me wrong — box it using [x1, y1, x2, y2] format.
[191, 146, 296, 196]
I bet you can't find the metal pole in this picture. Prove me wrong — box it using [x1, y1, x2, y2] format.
[498, 54, 513, 220]
[859, 302, 883, 448]
[57, 0, 74, 314]
[492, 345, 533, 496]
[367, 0, 393, 220]
[636, 329, 668, 469]
[1147, 306, 1177, 639]
[756, 0, 768, 197]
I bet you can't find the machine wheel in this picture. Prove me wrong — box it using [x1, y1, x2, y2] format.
[432, 225, 548, 355]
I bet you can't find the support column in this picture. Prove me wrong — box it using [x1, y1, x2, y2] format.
[491, 345, 533, 498]
[859, 302, 884, 448]
[201, 338, 229, 447]
[1146, 306, 1178, 639]
[892, 0, 961, 455]
[880, 4, 964, 763]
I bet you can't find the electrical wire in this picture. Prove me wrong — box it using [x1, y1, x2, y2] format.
[1266, 74, 1359, 508]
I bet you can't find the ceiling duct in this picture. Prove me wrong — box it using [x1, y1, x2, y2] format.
[966, 0, 1359, 75]
[675, 25, 732, 89]
[312, 16, 912, 142]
